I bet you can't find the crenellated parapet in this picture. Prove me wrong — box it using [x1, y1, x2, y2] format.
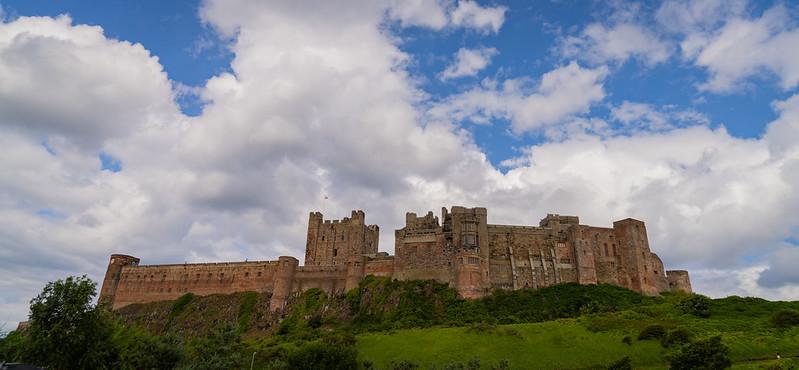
[101, 207, 692, 311]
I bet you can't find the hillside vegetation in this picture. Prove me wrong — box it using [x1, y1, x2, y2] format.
[3, 275, 799, 369]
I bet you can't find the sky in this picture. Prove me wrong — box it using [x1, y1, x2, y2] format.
[1, 0, 798, 328]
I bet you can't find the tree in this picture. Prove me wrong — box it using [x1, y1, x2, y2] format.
[669, 336, 731, 370]
[771, 309, 799, 328]
[287, 333, 358, 370]
[24, 275, 117, 369]
[678, 294, 712, 318]
[182, 322, 244, 370]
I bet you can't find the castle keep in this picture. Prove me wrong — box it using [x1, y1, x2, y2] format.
[99, 207, 692, 310]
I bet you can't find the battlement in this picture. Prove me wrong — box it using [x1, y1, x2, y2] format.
[405, 211, 440, 230]
[539, 214, 580, 228]
[100, 206, 691, 311]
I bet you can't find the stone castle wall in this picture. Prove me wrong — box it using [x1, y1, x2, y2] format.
[100, 206, 692, 311]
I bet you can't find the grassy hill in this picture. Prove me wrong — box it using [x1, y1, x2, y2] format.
[93, 277, 799, 369]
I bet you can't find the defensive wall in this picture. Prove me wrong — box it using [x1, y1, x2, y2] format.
[100, 206, 691, 311]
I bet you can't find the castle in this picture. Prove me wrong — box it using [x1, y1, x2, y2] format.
[99, 206, 692, 310]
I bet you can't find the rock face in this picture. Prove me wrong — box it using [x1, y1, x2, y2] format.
[100, 206, 691, 310]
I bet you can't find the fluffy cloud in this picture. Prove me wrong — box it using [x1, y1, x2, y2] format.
[758, 246, 799, 288]
[382, 0, 507, 33]
[449, 0, 506, 34]
[430, 62, 608, 134]
[439, 47, 497, 80]
[386, 0, 449, 29]
[561, 23, 671, 65]
[0, 15, 179, 150]
[2, 0, 799, 328]
[610, 101, 709, 132]
[657, 2, 799, 93]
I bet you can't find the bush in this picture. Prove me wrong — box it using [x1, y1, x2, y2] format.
[166, 293, 195, 329]
[286, 333, 357, 370]
[237, 292, 259, 331]
[669, 336, 731, 370]
[621, 336, 632, 346]
[308, 314, 323, 329]
[467, 358, 481, 370]
[607, 356, 632, 370]
[390, 360, 420, 370]
[182, 322, 244, 370]
[661, 328, 692, 348]
[677, 294, 712, 318]
[771, 309, 799, 328]
[637, 324, 666, 341]
[491, 359, 510, 370]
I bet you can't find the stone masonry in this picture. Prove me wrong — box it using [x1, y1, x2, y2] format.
[99, 207, 691, 310]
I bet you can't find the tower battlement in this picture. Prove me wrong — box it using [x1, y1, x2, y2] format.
[99, 207, 691, 312]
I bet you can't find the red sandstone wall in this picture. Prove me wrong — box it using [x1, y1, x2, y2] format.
[365, 257, 394, 277]
[394, 230, 453, 282]
[112, 261, 279, 309]
[293, 265, 348, 293]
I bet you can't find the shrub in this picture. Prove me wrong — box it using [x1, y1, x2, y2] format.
[467, 358, 481, 370]
[661, 328, 692, 347]
[286, 334, 357, 370]
[621, 336, 632, 346]
[237, 292, 259, 331]
[771, 309, 799, 328]
[607, 356, 632, 370]
[669, 336, 731, 370]
[308, 314, 323, 329]
[491, 359, 510, 370]
[637, 324, 666, 341]
[390, 360, 420, 370]
[677, 294, 711, 318]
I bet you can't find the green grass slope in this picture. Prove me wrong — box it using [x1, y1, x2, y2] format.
[358, 320, 666, 369]
[356, 291, 799, 369]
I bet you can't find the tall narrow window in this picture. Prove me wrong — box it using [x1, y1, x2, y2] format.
[333, 249, 338, 257]
[462, 221, 478, 248]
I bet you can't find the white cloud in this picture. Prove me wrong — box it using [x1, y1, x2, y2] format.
[386, 0, 449, 29]
[610, 101, 709, 132]
[0, 15, 180, 150]
[439, 46, 497, 80]
[758, 246, 799, 288]
[655, 0, 747, 36]
[561, 22, 671, 65]
[657, 2, 799, 93]
[431, 62, 608, 134]
[3, 1, 799, 328]
[449, 0, 506, 34]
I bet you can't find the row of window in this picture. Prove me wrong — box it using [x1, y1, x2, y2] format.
[125, 271, 264, 281]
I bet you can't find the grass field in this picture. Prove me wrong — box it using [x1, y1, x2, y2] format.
[357, 302, 799, 370]
[357, 320, 667, 369]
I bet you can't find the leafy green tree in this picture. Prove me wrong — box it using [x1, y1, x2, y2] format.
[661, 328, 692, 347]
[771, 309, 799, 328]
[181, 322, 244, 370]
[287, 333, 358, 370]
[637, 324, 666, 340]
[678, 294, 712, 318]
[24, 275, 118, 369]
[112, 324, 182, 370]
[669, 336, 731, 370]
[0, 328, 27, 362]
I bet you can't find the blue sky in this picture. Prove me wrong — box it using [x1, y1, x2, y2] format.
[3, 0, 789, 164]
[1, 0, 799, 326]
